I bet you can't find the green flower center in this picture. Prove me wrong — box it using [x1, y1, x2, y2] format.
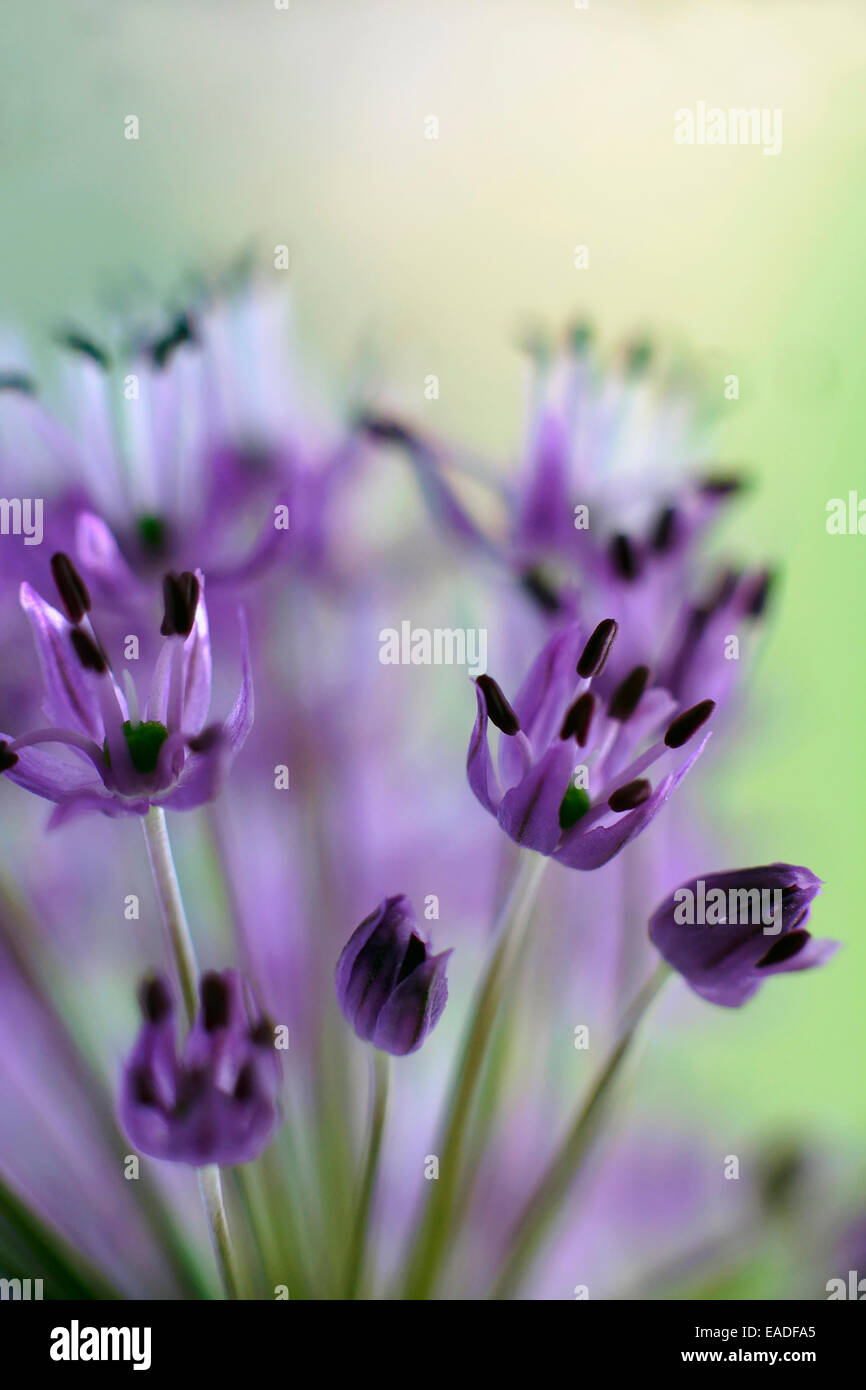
[558, 783, 591, 831]
[103, 720, 169, 775]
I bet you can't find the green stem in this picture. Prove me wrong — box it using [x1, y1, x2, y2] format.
[141, 804, 243, 1300]
[142, 806, 198, 1026]
[402, 850, 547, 1299]
[198, 1164, 244, 1300]
[345, 1049, 390, 1299]
[491, 961, 671, 1299]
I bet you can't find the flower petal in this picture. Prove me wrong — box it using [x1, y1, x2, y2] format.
[19, 582, 104, 741]
[497, 739, 575, 854]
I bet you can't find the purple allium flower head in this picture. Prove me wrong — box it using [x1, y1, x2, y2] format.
[120, 971, 280, 1165]
[335, 895, 451, 1056]
[0, 555, 252, 825]
[467, 620, 714, 870]
[648, 864, 838, 1007]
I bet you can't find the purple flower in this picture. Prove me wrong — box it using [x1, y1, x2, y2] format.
[119, 971, 280, 1166]
[648, 864, 839, 1007]
[335, 895, 451, 1056]
[0, 555, 252, 825]
[467, 620, 714, 870]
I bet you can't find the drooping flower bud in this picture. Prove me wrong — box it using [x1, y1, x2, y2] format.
[648, 864, 837, 1007]
[335, 895, 451, 1056]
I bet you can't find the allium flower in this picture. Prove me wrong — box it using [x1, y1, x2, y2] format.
[335, 895, 451, 1056]
[648, 864, 838, 1006]
[467, 620, 714, 869]
[120, 971, 280, 1165]
[0, 555, 252, 825]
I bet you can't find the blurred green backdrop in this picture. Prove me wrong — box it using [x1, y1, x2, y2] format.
[1, 0, 863, 1151]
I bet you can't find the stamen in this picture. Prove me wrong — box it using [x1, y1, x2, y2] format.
[520, 568, 562, 614]
[476, 674, 520, 736]
[650, 506, 679, 553]
[608, 665, 651, 722]
[0, 371, 36, 394]
[577, 618, 618, 678]
[50, 552, 91, 625]
[151, 312, 195, 369]
[70, 627, 107, 674]
[746, 568, 774, 618]
[250, 1018, 274, 1048]
[664, 699, 715, 748]
[139, 977, 172, 1024]
[58, 329, 111, 370]
[122, 670, 141, 727]
[160, 571, 200, 638]
[609, 532, 641, 582]
[0, 741, 19, 772]
[699, 473, 746, 498]
[608, 778, 651, 812]
[560, 691, 596, 745]
[201, 973, 230, 1031]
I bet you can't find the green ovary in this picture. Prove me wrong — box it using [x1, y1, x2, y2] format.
[104, 721, 169, 775]
[558, 783, 591, 831]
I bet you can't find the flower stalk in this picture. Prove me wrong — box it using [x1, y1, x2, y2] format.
[141, 803, 244, 1300]
[402, 849, 547, 1299]
[491, 960, 671, 1299]
[345, 1048, 390, 1299]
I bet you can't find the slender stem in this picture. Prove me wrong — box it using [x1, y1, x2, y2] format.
[402, 850, 547, 1299]
[141, 804, 243, 1300]
[142, 806, 199, 1026]
[345, 1049, 390, 1299]
[491, 961, 672, 1300]
[198, 1164, 244, 1300]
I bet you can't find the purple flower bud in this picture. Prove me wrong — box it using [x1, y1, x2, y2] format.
[649, 864, 839, 1007]
[335, 895, 451, 1056]
[119, 970, 280, 1165]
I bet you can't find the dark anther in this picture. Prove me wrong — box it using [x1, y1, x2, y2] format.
[160, 570, 200, 638]
[354, 412, 416, 448]
[626, 339, 653, 375]
[200, 973, 230, 1031]
[138, 976, 172, 1024]
[70, 627, 107, 674]
[745, 568, 774, 618]
[560, 692, 596, 746]
[664, 699, 715, 748]
[650, 505, 679, 553]
[608, 779, 652, 813]
[608, 665, 651, 722]
[476, 674, 520, 736]
[521, 567, 562, 614]
[151, 312, 195, 369]
[577, 618, 618, 678]
[250, 1017, 274, 1048]
[51, 552, 91, 624]
[698, 473, 746, 498]
[188, 724, 223, 754]
[0, 371, 36, 394]
[233, 1063, 255, 1103]
[0, 741, 19, 773]
[756, 930, 810, 969]
[706, 568, 741, 612]
[609, 532, 641, 582]
[58, 329, 111, 370]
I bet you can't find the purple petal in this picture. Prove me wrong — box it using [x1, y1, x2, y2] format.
[19, 583, 104, 741]
[467, 682, 501, 815]
[497, 739, 575, 854]
[371, 949, 452, 1056]
[554, 733, 709, 870]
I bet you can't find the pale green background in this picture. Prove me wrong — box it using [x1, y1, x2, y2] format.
[2, 0, 863, 1146]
